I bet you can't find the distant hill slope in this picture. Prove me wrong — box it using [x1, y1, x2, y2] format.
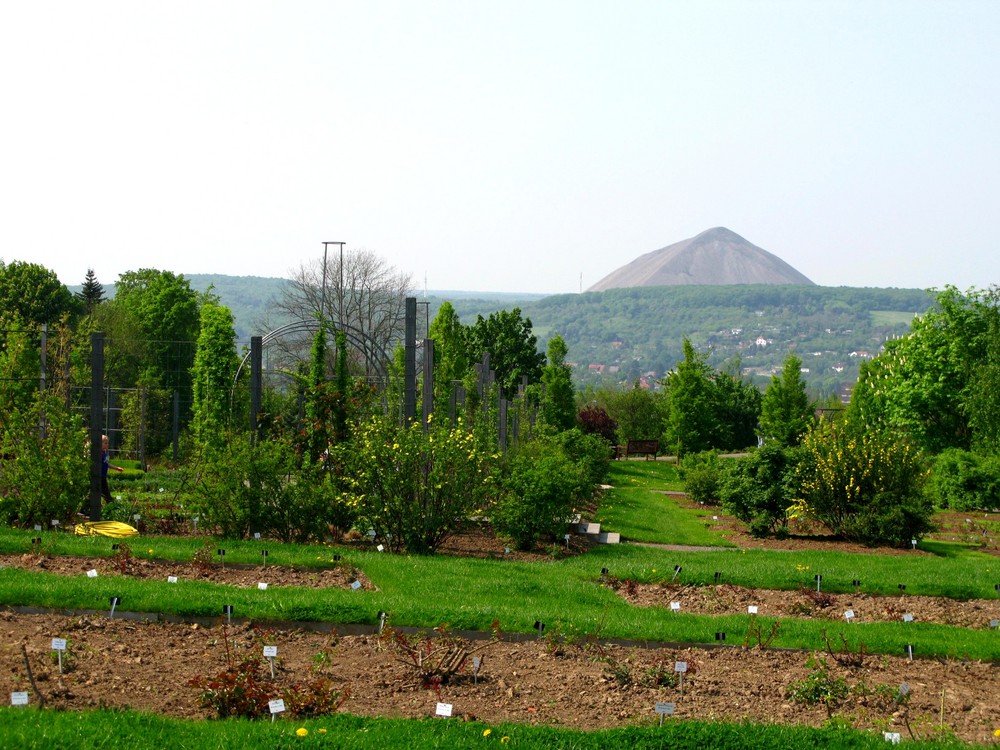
[588, 227, 814, 291]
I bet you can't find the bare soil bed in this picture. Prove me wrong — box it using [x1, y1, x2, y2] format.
[2, 611, 999, 744]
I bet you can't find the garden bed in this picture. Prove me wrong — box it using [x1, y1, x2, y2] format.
[2, 611, 999, 744]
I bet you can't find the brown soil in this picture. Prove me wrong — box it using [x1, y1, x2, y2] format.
[1, 611, 998, 743]
[3, 503, 1000, 743]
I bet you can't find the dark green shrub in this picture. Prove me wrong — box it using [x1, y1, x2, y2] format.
[492, 447, 578, 550]
[190, 432, 352, 542]
[928, 448, 1000, 511]
[0, 394, 88, 526]
[717, 444, 799, 537]
[554, 428, 612, 489]
[679, 450, 722, 505]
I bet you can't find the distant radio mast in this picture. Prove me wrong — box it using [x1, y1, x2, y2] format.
[579, 272, 583, 293]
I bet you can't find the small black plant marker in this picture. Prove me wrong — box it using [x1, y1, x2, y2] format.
[715, 632, 726, 642]
[223, 604, 233, 624]
[904, 644, 913, 661]
[261, 549, 268, 568]
[217, 549, 226, 567]
[533, 620, 545, 638]
[601, 567, 609, 577]
[898, 584, 906, 591]
[714, 571, 722, 584]
[814, 574, 822, 592]
[671, 565, 682, 582]
[852, 579, 861, 588]
[333, 554, 342, 562]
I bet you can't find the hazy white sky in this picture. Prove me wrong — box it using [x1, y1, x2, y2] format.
[2, 1, 997, 295]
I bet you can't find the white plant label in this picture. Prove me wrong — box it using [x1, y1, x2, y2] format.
[167, 576, 178, 584]
[34, 525, 42, 532]
[263, 646, 277, 658]
[884, 732, 901, 744]
[133, 514, 141, 522]
[51, 638, 67, 651]
[376, 544, 385, 552]
[654, 702, 675, 715]
[670, 601, 681, 611]
[747, 605, 758, 614]
[435, 702, 453, 717]
[473, 656, 482, 671]
[86, 569, 98, 578]
[10, 691, 28, 706]
[845, 610, 855, 621]
[254, 532, 261, 540]
[674, 661, 688, 673]
[51, 520, 59, 527]
[268, 698, 285, 715]
[257, 582, 268, 590]
[903, 614, 914, 623]
[351, 580, 362, 590]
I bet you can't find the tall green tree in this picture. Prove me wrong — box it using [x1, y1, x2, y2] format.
[0, 260, 77, 327]
[664, 338, 721, 456]
[191, 301, 238, 450]
[77, 268, 106, 314]
[597, 384, 665, 445]
[465, 308, 545, 397]
[759, 353, 814, 446]
[111, 269, 200, 390]
[714, 357, 763, 450]
[848, 286, 994, 454]
[540, 334, 576, 432]
[428, 301, 469, 410]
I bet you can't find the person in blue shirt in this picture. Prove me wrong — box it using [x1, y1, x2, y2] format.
[101, 434, 124, 503]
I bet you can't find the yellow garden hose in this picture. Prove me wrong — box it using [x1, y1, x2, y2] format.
[73, 521, 139, 538]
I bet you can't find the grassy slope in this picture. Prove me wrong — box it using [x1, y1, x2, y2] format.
[592, 461, 732, 546]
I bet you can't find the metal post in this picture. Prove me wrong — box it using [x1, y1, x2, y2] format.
[322, 242, 345, 324]
[422, 339, 434, 430]
[404, 297, 417, 424]
[250, 336, 262, 442]
[89, 333, 105, 521]
[171, 390, 179, 463]
[39, 324, 47, 394]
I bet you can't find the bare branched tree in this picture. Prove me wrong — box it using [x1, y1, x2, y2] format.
[273, 248, 413, 377]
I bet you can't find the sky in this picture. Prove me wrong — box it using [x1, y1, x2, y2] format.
[1, 1, 998, 295]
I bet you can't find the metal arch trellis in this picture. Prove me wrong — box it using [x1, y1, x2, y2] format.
[231, 317, 395, 402]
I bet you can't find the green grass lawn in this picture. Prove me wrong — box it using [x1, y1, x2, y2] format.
[0, 707, 978, 749]
[593, 461, 731, 547]
[3, 526, 999, 661]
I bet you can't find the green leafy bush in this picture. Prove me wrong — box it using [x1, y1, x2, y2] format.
[717, 444, 799, 537]
[336, 415, 495, 554]
[190, 432, 351, 542]
[927, 448, 1000, 511]
[0, 394, 88, 526]
[491, 434, 590, 550]
[679, 450, 723, 505]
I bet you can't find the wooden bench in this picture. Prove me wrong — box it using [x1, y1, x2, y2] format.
[624, 439, 659, 460]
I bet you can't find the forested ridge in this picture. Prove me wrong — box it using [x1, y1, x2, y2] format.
[77, 275, 934, 397]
